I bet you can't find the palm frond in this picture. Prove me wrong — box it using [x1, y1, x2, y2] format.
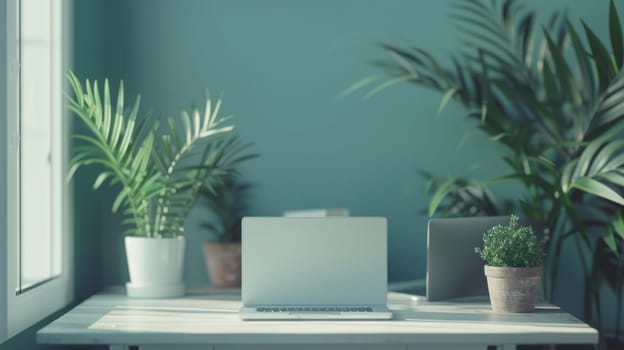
[67, 72, 238, 237]
[67, 72, 159, 235]
[353, 0, 624, 336]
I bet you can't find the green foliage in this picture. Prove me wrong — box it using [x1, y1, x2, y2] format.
[200, 138, 258, 242]
[354, 0, 624, 339]
[66, 71, 237, 237]
[475, 215, 545, 268]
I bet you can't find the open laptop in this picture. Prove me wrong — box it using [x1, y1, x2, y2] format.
[426, 216, 539, 301]
[239, 217, 393, 320]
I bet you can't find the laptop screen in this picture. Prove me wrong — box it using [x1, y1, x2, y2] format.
[241, 217, 387, 306]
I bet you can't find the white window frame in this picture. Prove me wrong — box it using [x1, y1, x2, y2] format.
[1, 0, 73, 342]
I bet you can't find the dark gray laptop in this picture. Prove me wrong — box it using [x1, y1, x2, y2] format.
[426, 216, 538, 301]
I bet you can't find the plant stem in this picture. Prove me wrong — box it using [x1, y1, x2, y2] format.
[560, 195, 593, 321]
[593, 278, 602, 332]
[572, 233, 593, 324]
[548, 228, 582, 301]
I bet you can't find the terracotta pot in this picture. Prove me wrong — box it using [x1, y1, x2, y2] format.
[484, 265, 542, 313]
[202, 242, 241, 288]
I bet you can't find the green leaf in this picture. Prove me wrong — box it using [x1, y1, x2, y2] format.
[566, 20, 595, 101]
[137, 133, 155, 175]
[528, 155, 557, 173]
[93, 80, 106, 138]
[363, 75, 417, 100]
[379, 43, 426, 68]
[209, 97, 223, 129]
[589, 78, 624, 135]
[561, 161, 581, 192]
[544, 29, 582, 106]
[66, 162, 81, 182]
[573, 138, 605, 180]
[414, 48, 451, 86]
[117, 116, 136, 160]
[518, 13, 536, 65]
[480, 103, 487, 123]
[85, 79, 96, 125]
[93, 172, 109, 190]
[181, 110, 192, 145]
[428, 178, 456, 217]
[103, 79, 112, 141]
[437, 88, 457, 115]
[597, 78, 624, 113]
[609, 0, 623, 69]
[458, 28, 519, 71]
[598, 171, 624, 187]
[613, 211, 624, 239]
[168, 117, 181, 149]
[338, 76, 380, 99]
[594, 100, 624, 134]
[109, 102, 123, 151]
[112, 189, 128, 213]
[502, 0, 515, 28]
[589, 139, 624, 175]
[541, 60, 558, 102]
[570, 176, 624, 205]
[67, 71, 84, 107]
[602, 227, 618, 253]
[582, 19, 616, 91]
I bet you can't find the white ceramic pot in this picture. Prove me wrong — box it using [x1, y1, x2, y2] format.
[124, 236, 186, 298]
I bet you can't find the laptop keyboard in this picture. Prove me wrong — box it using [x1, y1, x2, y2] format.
[256, 306, 374, 312]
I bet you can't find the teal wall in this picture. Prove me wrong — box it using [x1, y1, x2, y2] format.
[71, 0, 128, 299]
[91, 0, 606, 285]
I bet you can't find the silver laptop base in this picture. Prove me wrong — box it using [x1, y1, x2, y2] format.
[240, 305, 393, 320]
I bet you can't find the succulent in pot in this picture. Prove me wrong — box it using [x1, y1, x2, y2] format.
[475, 215, 545, 312]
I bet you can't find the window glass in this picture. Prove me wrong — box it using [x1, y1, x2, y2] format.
[18, 0, 60, 293]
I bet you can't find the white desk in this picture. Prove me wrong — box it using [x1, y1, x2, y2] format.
[37, 288, 598, 350]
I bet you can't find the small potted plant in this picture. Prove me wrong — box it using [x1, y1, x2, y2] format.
[66, 72, 237, 297]
[200, 166, 255, 288]
[475, 215, 545, 313]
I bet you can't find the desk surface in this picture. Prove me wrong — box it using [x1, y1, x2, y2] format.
[37, 288, 598, 348]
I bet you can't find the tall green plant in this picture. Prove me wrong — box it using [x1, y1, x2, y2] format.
[66, 71, 238, 237]
[354, 0, 624, 343]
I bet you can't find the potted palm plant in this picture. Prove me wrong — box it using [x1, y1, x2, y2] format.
[475, 215, 545, 313]
[66, 71, 237, 297]
[200, 162, 255, 287]
[354, 0, 624, 342]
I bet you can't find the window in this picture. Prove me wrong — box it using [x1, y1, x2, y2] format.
[1, 0, 72, 342]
